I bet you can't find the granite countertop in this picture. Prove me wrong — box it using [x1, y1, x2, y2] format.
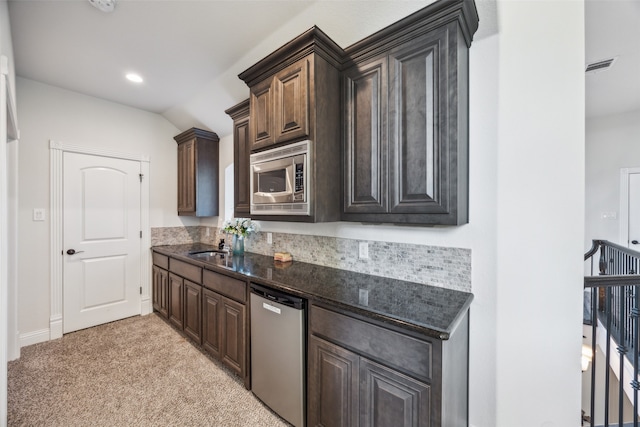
[152, 243, 473, 340]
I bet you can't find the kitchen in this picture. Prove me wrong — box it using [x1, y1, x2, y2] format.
[1, 1, 585, 426]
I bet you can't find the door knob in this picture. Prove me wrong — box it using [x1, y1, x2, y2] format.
[66, 249, 85, 255]
[632, 240, 639, 245]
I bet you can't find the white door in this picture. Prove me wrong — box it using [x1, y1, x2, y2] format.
[629, 173, 640, 249]
[63, 152, 141, 333]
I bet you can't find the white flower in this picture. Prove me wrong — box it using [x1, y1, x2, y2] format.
[223, 218, 259, 237]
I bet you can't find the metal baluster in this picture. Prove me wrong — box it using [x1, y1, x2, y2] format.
[591, 284, 598, 427]
[633, 284, 640, 427]
[606, 285, 612, 427]
[619, 285, 628, 426]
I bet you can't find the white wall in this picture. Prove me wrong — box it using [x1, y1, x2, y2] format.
[495, 2, 584, 426]
[585, 109, 640, 247]
[0, 0, 16, 423]
[15, 77, 194, 338]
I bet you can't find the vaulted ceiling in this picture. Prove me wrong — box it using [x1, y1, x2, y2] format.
[8, 0, 634, 137]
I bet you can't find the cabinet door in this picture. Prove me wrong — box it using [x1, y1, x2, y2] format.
[202, 288, 222, 358]
[168, 273, 184, 329]
[220, 297, 246, 376]
[343, 58, 388, 215]
[387, 27, 450, 216]
[234, 114, 251, 216]
[360, 359, 431, 427]
[308, 336, 359, 427]
[152, 266, 168, 318]
[273, 58, 309, 144]
[177, 140, 196, 214]
[183, 280, 202, 344]
[250, 78, 275, 150]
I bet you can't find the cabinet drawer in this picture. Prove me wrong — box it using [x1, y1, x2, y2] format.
[169, 258, 202, 283]
[152, 252, 169, 270]
[310, 305, 433, 382]
[203, 270, 246, 303]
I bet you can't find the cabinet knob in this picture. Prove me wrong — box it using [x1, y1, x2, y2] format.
[632, 240, 639, 245]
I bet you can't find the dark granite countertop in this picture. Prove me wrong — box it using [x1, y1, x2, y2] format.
[152, 243, 473, 340]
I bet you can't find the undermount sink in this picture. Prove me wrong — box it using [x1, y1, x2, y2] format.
[189, 249, 228, 258]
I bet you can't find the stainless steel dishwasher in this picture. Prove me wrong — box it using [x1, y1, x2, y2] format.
[250, 283, 306, 427]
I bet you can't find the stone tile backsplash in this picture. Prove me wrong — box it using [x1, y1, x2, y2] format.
[152, 226, 471, 292]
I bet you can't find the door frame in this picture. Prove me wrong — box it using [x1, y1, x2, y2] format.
[619, 167, 640, 247]
[49, 140, 151, 340]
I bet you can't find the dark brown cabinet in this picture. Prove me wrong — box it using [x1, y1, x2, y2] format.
[308, 304, 468, 427]
[183, 280, 202, 344]
[202, 288, 222, 358]
[173, 128, 220, 217]
[238, 27, 344, 223]
[202, 287, 246, 377]
[247, 56, 309, 151]
[202, 269, 249, 388]
[220, 297, 246, 375]
[168, 273, 184, 330]
[308, 336, 359, 427]
[272, 58, 309, 145]
[360, 359, 430, 427]
[225, 100, 251, 217]
[341, 3, 478, 225]
[151, 250, 250, 389]
[152, 265, 168, 318]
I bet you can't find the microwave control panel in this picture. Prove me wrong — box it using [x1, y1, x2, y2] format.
[294, 163, 304, 201]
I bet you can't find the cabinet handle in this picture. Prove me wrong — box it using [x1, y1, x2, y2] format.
[632, 240, 639, 245]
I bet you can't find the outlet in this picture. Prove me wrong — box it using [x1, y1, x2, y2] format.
[33, 208, 46, 221]
[267, 232, 273, 245]
[358, 241, 369, 259]
[358, 289, 369, 306]
[205, 227, 210, 237]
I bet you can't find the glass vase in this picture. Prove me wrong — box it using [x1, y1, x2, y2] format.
[232, 234, 245, 256]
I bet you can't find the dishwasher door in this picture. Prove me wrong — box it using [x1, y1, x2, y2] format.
[250, 283, 305, 427]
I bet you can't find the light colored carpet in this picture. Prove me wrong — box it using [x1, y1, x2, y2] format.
[8, 314, 290, 427]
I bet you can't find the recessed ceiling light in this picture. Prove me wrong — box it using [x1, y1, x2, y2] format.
[126, 73, 144, 83]
[88, 0, 116, 13]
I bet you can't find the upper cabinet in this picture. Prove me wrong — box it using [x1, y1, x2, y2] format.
[234, 0, 478, 225]
[238, 27, 345, 223]
[173, 128, 220, 217]
[225, 100, 251, 217]
[342, 0, 479, 225]
[249, 58, 310, 151]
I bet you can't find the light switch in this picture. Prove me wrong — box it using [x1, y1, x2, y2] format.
[33, 208, 46, 221]
[267, 232, 273, 245]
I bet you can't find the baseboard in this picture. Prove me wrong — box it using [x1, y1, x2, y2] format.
[19, 328, 50, 348]
[8, 330, 20, 361]
[141, 297, 152, 316]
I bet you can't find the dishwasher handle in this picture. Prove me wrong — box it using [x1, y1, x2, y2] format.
[250, 283, 305, 310]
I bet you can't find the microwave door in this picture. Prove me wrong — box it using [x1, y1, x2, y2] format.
[252, 158, 294, 205]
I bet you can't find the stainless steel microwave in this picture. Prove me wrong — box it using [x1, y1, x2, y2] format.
[250, 140, 310, 216]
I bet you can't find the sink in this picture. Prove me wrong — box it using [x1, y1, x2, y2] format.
[189, 249, 228, 259]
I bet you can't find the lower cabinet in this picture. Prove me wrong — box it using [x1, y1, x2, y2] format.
[152, 265, 168, 318]
[203, 287, 247, 375]
[308, 336, 359, 427]
[308, 304, 468, 427]
[168, 273, 184, 330]
[151, 252, 250, 389]
[202, 269, 249, 388]
[308, 336, 430, 427]
[183, 279, 202, 344]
